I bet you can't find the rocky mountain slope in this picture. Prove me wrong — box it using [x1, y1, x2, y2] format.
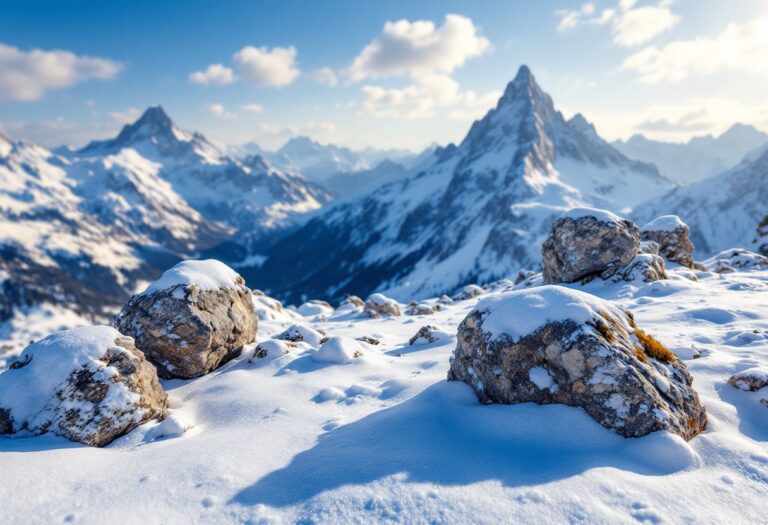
[613, 124, 768, 185]
[248, 65, 675, 303]
[634, 146, 768, 257]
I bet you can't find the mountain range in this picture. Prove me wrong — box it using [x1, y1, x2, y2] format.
[613, 124, 768, 185]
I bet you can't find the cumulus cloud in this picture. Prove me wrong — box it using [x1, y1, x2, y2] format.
[240, 103, 263, 114]
[361, 74, 499, 120]
[189, 64, 235, 85]
[207, 103, 237, 119]
[233, 46, 299, 87]
[621, 15, 768, 84]
[0, 43, 122, 102]
[309, 67, 338, 86]
[346, 14, 491, 81]
[556, 1, 678, 47]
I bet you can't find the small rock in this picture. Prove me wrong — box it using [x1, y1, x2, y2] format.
[405, 301, 438, 315]
[452, 284, 485, 301]
[363, 293, 401, 318]
[409, 325, 445, 345]
[728, 367, 768, 391]
[253, 339, 291, 360]
[274, 323, 326, 347]
[312, 336, 365, 364]
[340, 295, 365, 308]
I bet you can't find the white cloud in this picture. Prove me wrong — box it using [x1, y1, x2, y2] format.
[108, 108, 141, 124]
[207, 103, 237, 119]
[243, 121, 340, 149]
[556, 1, 678, 47]
[347, 14, 491, 81]
[0, 43, 122, 102]
[361, 74, 499, 121]
[309, 67, 338, 86]
[240, 103, 264, 114]
[189, 63, 235, 85]
[622, 15, 768, 84]
[233, 46, 299, 87]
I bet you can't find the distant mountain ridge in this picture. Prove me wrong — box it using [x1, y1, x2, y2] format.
[613, 124, 768, 185]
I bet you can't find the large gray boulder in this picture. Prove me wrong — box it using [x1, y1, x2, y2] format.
[448, 286, 707, 440]
[542, 208, 641, 283]
[114, 260, 258, 379]
[641, 215, 702, 270]
[0, 326, 167, 447]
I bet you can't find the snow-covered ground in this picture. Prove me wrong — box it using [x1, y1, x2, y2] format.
[1, 266, 767, 524]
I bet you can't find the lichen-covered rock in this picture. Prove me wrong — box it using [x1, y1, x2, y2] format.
[448, 286, 707, 440]
[363, 293, 401, 318]
[641, 215, 703, 270]
[452, 284, 485, 301]
[608, 254, 667, 283]
[405, 301, 439, 316]
[542, 208, 640, 284]
[274, 323, 326, 347]
[114, 260, 258, 379]
[728, 367, 768, 391]
[0, 326, 167, 447]
[703, 249, 768, 273]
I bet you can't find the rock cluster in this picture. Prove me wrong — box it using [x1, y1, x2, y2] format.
[0, 326, 167, 447]
[448, 286, 707, 440]
[114, 260, 258, 379]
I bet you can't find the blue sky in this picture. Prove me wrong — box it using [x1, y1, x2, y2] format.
[1, 0, 766, 150]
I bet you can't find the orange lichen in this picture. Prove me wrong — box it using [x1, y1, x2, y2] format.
[635, 328, 676, 363]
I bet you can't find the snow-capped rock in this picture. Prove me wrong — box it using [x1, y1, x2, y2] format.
[364, 293, 401, 318]
[702, 249, 768, 273]
[448, 286, 707, 440]
[312, 336, 365, 364]
[254, 66, 673, 303]
[542, 208, 641, 283]
[452, 284, 485, 302]
[0, 326, 166, 446]
[728, 367, 768, 392]
[114, 260, 258, 378]
[641, 216, 701, 270]
[274, 323, 326, 347]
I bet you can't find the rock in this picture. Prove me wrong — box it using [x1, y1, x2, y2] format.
[608, 254, 667, 283]
[312, 336, 365, 364]
[356, 336, 380, 345]
[274, 323, 326, 347]
[363, 293, 401, 318]
[703, 249, 768, 273]
[253, 339, 291, 360]
[408, 325, 449, 346]
[405, 301, 439, 316]
[437, 295, 454, 305]
[114, 260, 258, 379]
[0, 326, 167, 447]
[448, 286, 707, 440]
[542, 208, 640, 284]
[755, 215, 768, 256]
[340, 295, 365, 308]
[297, 300, 334, 318]
[641, 215, 703, 270]
[514, 271, 535, 285]
[728, 367, 768, 391]
[639, 240, 659, 255]
[452, 284, 485, 301]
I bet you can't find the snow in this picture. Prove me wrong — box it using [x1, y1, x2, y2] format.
[528, 366, 557, 392]
[141, 260, 241, 295]
[560, 206, 623, 223]
[1, 267, 768, 523]
[311, 336, 365, 364]
[642, 214, 686, 232]
[473, 285, 627, 341]
[0, 326, 126, 430]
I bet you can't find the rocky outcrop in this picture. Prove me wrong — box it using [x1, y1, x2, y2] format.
[114, 260, 258, 379]
[448, 286, 707, 440]
[641, 215, 703, 270]
[0, 326, 167, 447]
[542, 208, 641, 284]
[363, 293, 401, 318]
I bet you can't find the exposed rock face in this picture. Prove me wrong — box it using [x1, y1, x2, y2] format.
[448, 286, 707, 440]
[703, 249, 768, 273]
[364, 293, 401, 318]
[641, 215, 701, 269]
[0, 326, 167, 447]
[542, 208, 641, 284]
[114, 261, 258, 379]
[728, 367, 768, 391]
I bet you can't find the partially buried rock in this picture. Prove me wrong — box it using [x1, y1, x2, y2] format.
[703, 249, 768, 273]
[409, 325, 449, 346]
[274, 323, 326, 347]
[728, 367, 768, 391]
[297, 300, 334, 318]
[312, 336, 365, 364]
[364, 293, 401, 318]
[542, 208, 641, 284]
[114, 260, 258, 379]
[0, 326, 167, 447]
[448, 286, 707, 440]
[641, 215, 703, 270]
[608, 253, 667, 283]
[340, 295, 365, 308]
[405, 301, 439, 316]
[453, 284, 485, 301]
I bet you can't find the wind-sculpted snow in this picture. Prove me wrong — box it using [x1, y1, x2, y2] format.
[251, 66, 674, 304]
